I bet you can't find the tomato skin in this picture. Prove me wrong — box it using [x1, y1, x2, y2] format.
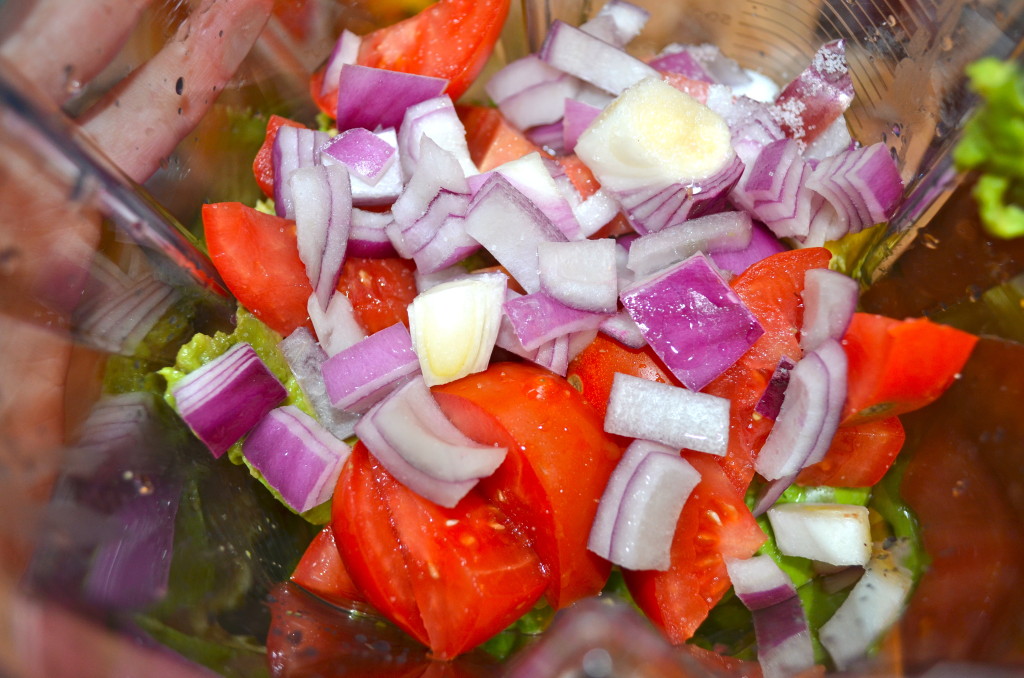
[841, 313, 979, 424]
[458, 105, 542, 172]
[796, 416, 906, 487]
[433, 363, 622, 610]
[290, 525, 365, 607]
[203, 202, 312, 336]
[566, 334, 678, 422]
[702, 247, 832, 491]
[252, 115, 304, 198]
[312, 0, 510, 117]
[623, 453, 766, 644]
[336, 257, 418, 334]
[332, 443, 547, 659]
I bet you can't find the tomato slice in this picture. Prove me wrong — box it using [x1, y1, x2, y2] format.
[566, 334, 678, 422]
[458, 105, 542, 172]
[290, 525, 365, 607]
[623, 453, 766, 644]
[312, 0, 511, 117]
[203, 202, 312, 336]
[332, 443, 547, 659]
[336, 257, 418, 334]
[796, 416, 906, 487]
[702, 247, 832, 490]
[841, 313, 979, 424]
[252, 115, 304, 198]
[433, 363, 622, 610]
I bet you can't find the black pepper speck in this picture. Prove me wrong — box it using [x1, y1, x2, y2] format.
[175, 76, 184, 95]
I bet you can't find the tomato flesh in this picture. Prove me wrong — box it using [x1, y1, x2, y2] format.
[336, 257, 418, 334]
[312, 0, 510, 117]
[332, 443, 547, 659]
[290, 525, 365, 607]
[797, 416, 906, 487]
[841, 313, 979, 424]
[433, 362, 622, 610]
[624, 453, 766, 644]
[203, 202, 312, 336]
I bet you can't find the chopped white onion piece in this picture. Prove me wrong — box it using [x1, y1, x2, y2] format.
[604, 373, 729, 456]
[538, 239, 619, 312]
[307, 291, 366, 357]
[819, 544, 913, 670]
[408, 273, 506, 386]
[626, 211, 753, 277]
[766, 503, 872, 567]
[540, 20, 659, 96]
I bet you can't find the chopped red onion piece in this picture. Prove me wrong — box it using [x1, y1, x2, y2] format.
[773, 40, 853, 147]
[389, 189, 470, 258]
[766, 503, 872, 566]
[272, 126, 331, 219]
[525, 121, 567, 154]
[725, 555, 798, 611]
[398, 95, 478, 178]
[495, 290, 572, 375]
[604, 373, 730, 456]
[322, 128, 405, 207]
[599, 444, 700, 571]
[620, 252, 764, 392]
[626, 211, 753, 277]
[588, 439, 678, 559]
[562, 98, 602, 153]
[599, 311, 646, 348]
[363, 376, 506, 485]
[755, 355, 797, 421]
[538, 239, 618, 312]
[354, 406, 476, 509]
[172, 342, 287, 458]
[279, 328, 359, 441]
[804, 116, 853, 161]
[733, 138, 816, 239]
[580, 0, 649, 47]
[307, 291, 366, 357]
[348, 208, 398, 258]
[503, 291, 609, 351]
[320, 29, 361, 97]
[573, 188, 620, 237]
[464, 174, 568, 293]
[706, 88, 786, 167]
[322, 322, 420, 413]
[498, 76, 582, 130]
[800, 268, 859, 352]
[752, 595, 816, 678]
[819, 545, 913, 670]
[320, 127, 397, 184]
[486, 55, 567, 104]
[709, 221, 787, 277]
[649, 46, 715, 83]
[291, 164, 352, 310]
[391, 136, 469, 236]
[751, 473, 798, 518]
[802, 338, 848, 468]
[411, 213, 481, 274]
[539, 20, 660, 96]
[243, 405, 352, 513]
[486, 152, 583, 240]
[805, 142, 904, 233]
[335, 64, 447, 132]
[754, 351, 829, 480]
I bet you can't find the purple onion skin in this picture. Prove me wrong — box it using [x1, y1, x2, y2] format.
[621, 252, 764, 391]
[755, 355, 797, 420]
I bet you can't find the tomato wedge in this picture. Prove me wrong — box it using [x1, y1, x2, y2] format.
[702, 247, 832, 490]
[623, 453, 766, 644]
[203, 202, 312, 336]
[433, 363, 622, 610]
[252, 115, 304, 198]
[796, 416, 906, 487]
[332, 443, 547, 659]
[290, 525, 365, 607]
[311, 0, 511, 117]
[335, 257, 418, 334]
[841, 313, 979, 424]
